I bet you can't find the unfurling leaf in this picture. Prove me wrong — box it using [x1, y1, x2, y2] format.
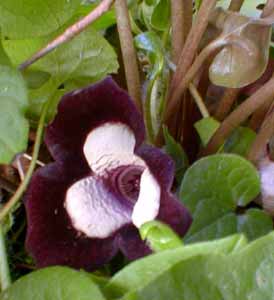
[209, 8, 271, 88]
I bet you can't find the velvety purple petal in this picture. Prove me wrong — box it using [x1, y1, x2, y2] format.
[45, 77, 145, 162]
[118, 225, 151, 260]
[24, 162, 119, 271]
[157, 192, 192, 237]
[136, 145, 175, 190]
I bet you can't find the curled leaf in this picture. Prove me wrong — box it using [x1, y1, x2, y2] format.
[209, 8, 271, 88]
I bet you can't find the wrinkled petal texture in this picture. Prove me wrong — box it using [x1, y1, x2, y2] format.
[45, 77, 145, 162]
[25, 77, 192, 271]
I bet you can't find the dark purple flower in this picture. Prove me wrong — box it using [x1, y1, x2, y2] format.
[25, 77, 192, 271]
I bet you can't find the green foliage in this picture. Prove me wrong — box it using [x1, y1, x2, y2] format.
[1, 266, 106, 300]
[140, 221, 183, 252]
[224, 127, 256, 156]
[180, 154, 272, 243]
[105, 234, 248, 298]
[0, 0, 81, 39]
[0, 65, 29, 163]
[115, 232, 274, 300]
[194, 117, 220, 146]
[163, 126, 188, 182]
[3, 27, 118, 119]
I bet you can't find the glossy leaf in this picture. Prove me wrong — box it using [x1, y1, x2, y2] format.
[179, 154, 264, 243]
[0, 266, 106, 300]
[105, 234, 248, 298]
[0, 0, 81, 39]
[0, 65, 29, 163]
[140, 221, 183, 252]
[209, 8, 271, 88]
[116, 232, 274, 300]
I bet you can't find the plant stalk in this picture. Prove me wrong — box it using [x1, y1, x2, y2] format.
[203, 75, 274, 155]
[0, 100, 51, 222]
[0, 225, 11, 291]
[115, 0, 143, 113]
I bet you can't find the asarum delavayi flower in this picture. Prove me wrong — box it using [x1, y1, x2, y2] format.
[24, 77, 192, 271]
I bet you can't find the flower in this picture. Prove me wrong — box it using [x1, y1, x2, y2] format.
[25, 77, 192, 271]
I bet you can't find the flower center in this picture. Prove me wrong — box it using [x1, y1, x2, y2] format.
[115, 166, 144, 203]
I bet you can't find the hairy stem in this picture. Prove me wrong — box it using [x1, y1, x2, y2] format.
[0, 225, 11, 291]
[228, 0, 245, 12]
[115, 0, 142, 113]
[0, 100, 51, 222]
[248, 110, 274, 164]
[19, 0, 114, 70]
[214, 88, 240, 121]
[203, 75, 274, 155]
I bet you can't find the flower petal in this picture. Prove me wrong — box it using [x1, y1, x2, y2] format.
[83, 122, 145, 174]
[118, 225, 151, 260]
[45, 77, 145, 162]
[137, 145, 175, 190]
[132, 168, 161, 228]
[157, 192, 192, 237]
[65, 175, 132, 239]
[25, 162, 119, 271]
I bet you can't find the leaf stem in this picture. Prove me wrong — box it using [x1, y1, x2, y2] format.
[0, 100, 51, 223]
[164, 38, 225, 123]
[0, 225, 11, 291]
[228, 0, 245, 12]
[115, 0, 143, 113]
[169, 0, 217, 100]
[214, 88, 240, 121]
[189, 82, 210, 118]
[248, 106, 274, 164]
[19, 0, 115, 70]
[202, 75, 274, 156]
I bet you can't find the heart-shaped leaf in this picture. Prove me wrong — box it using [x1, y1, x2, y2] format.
[179, 154, 272, 243]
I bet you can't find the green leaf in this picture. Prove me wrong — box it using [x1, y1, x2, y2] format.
[0, 0, 81, 39]
[3, 27, 118, 119]
[105, 234, 248, 299]
[150, 0, 170, 31]
[0, 65, 29, 163]
[224, 127, 256, 156]
[163, 126, 189, 182]
[140, 221, 183, 252]
[237, 209, 273, 241]
[117, 232, 274, 300]
[0, 35, 10, 66]
[194, 117, 220, 146]
[1, 266, 106, 300]
[179, 154, 263, 243]
[135, 31, 163, 59]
